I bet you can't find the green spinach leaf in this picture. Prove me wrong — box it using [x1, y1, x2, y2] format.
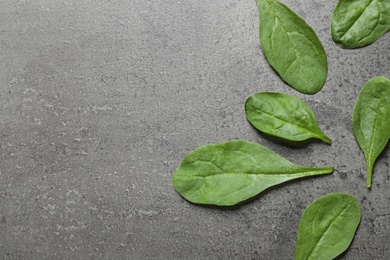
[172, 140, 333, 206]
[331, 0, 390, 49]
[245, 92, 331, 144]
[295, 193, 361, 260]
[257, 0, 327, 94]
[352, 76, 390, 188]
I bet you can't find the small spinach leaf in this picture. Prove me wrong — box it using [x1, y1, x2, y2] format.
[172, 140, 333, 206]
[295, 193, 361, 260]
[352, 76, 390, 188]
[245, 92, 331, 144]
[257, 0, 328, 94]
[331, 0, 390, 48]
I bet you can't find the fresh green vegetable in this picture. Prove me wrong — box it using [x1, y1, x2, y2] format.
[331, 0, 390, 48]
[256, 0, 327, 94]
[352, 76, 390, 188]
[295, 193, 361, 260]
[172, 140, 333, 206]
[245, 92, 331, 144]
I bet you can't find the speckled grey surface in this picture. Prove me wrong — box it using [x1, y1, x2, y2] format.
[1, 0, 389, 259]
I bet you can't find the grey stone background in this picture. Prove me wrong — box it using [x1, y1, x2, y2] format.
[1, 0, 389, 259]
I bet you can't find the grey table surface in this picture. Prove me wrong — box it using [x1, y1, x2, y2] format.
[1, 0, 389, 259]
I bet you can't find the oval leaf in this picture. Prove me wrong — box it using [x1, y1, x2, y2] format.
[257, 0, 328, 94]
[352, 76, 390, 188]
[172, 140, 333, 206]
[332, 0, 390, 48]
[245, 92, 331, 144]
[295, 193, 361, 260]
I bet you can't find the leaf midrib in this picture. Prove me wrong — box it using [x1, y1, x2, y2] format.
[358, 1, 381, 43]
[190, 161, 332, 179]
[339, 0, 375, 41]
[261, 0, 323, 87]
[367, 95, 384, 165]
[261, 0, 308, 87]
[306, 204, 350, 259]
[250, 104, 322, 139]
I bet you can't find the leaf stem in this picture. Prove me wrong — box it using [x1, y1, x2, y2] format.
[299, 166, 334, 176]
[320, 135, 332, 145]
[366, 158, 373, 188]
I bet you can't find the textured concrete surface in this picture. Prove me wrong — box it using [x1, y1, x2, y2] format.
[1, 0, 389, 259]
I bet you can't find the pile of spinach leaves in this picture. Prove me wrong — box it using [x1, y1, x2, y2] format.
[172, 0, 390, 258]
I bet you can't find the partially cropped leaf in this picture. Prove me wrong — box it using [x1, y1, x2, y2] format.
[245, 92, 331, 144]
[295, 193, 361, 260]
[172, 140, 333, 206]
[257, 0, 327, 94]
[352, 76, 390, 188]
[332, 0, 390, 48]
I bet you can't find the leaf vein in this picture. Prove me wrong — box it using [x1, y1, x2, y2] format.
[307, 204, 351, 259]
[251, 105, 320, 138]
[339, 0, 374, 40]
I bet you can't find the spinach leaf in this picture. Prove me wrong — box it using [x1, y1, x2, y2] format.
[352, 76, 390, 188]
[245, 92, 331, 144]
[257, 0, 327, 94]
[331, 0, 390, 49]
[172, 140, 333, 206]
[295, 193, 361, 260]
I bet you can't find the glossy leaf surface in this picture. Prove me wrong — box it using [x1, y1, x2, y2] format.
[332, 0, 390, 48]
[295, 193, 361, 260]
[257, 0, 327, 94]
[172, 140, 333, 206]
[245, 92, 331, 144]
[352, 76, 390, 188]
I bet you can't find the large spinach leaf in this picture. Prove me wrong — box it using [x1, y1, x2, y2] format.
[332, 0, 390, 48]
[295, 193, 361, 260]
[352, 76, 390, 188]
[172, 140, 333, 206]
[245, 92, 331, 143]
[257, 0, 327, 94]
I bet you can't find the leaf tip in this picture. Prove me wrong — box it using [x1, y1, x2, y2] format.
[322, 135, 332, 145]
[366, 179, 372, 189]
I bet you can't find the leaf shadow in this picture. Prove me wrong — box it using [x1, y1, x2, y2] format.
[254, 128, 329, 149]
[190, 186, 277, 211]
[334, 251, 347, 260]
